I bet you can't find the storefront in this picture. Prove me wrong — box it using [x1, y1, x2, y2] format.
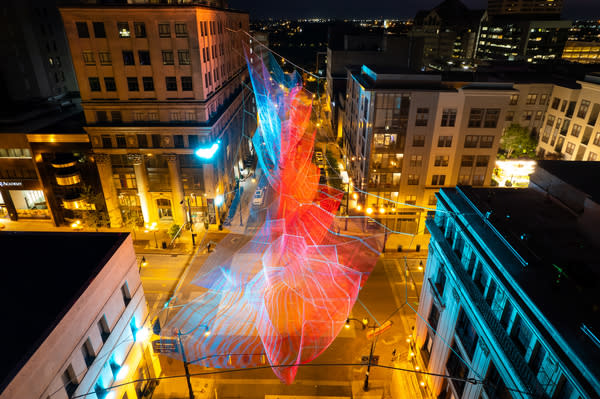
[0, 180, 50, 220]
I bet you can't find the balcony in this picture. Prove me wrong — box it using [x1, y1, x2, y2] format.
[63, 194, 93, 210]
[56, 170, 81, 186]
[427, 220, 546, 398]
[51, 155, 78, 169]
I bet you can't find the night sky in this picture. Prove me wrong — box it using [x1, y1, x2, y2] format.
[229, 0, 600, 19]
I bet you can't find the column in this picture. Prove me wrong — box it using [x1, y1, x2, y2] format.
[165, 154, 185, 226]
[128, 153, 154, 224]
[0, 188, 18, 221]
[94, 153, 123, 227]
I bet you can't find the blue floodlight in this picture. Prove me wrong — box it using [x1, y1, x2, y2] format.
[195, 141, 220, 159]
[215, 195, 224, 206]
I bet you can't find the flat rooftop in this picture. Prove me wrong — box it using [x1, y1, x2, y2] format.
[459, 187, 600, 380]
[0, 232, 128, 395]
[535, 160, 600, 203]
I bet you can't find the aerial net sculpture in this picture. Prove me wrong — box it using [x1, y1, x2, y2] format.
[160, 46, 385, 383]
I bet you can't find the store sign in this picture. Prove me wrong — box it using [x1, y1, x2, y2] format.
[0, 181, 23, 188]
[152, 339, 178, 354]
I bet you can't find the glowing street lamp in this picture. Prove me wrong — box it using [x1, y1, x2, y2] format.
[145, 222, 159, 248]
[194, 140, 220, 160]
[214, 194, 224, 207]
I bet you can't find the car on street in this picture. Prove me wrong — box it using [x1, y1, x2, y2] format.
[252, 188, 265, 206]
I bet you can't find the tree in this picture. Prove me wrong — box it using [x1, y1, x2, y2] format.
[325, 150, 344, 192]
[121, 207, 144, 239]
[501, 124, 537, 159]
[76, 185, 109, 231]
[168, 224, 181, 241]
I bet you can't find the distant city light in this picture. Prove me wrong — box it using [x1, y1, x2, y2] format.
[195, 141, 220, 159]
[215, 194, 224, 206]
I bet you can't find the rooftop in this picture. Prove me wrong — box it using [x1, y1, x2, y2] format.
[535, 160, 600, 203]
[0, 232, 128, 395]
[456, 187, 600, 385]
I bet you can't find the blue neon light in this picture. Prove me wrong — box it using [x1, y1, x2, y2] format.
[214, 195, 224, 206]
[195, 141, 220, 159]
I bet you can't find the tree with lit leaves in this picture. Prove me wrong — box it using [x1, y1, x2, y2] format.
[500, 124, 538, 159]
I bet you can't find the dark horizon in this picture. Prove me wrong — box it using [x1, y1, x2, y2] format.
[229, 0, 600, 20]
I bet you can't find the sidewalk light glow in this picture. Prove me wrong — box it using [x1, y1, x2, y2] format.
[195, 141, 220, 159]
[215, 194, 224, 206]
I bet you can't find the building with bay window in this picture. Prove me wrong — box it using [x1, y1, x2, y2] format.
[415, 185, 600, 399]
[59, 1, 254, 228]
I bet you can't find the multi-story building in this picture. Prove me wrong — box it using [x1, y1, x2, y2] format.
[342, 65, 512, 248]
[537, 73, 600, 160]
[503, 81, 553, 134]
[562, 41, 600, 64]
[0, 0, 78, 104]
[415, 182, 600, 399]
[487, 0, 563, 18]
[0, 231, 161, 399]
[568, 20, 600, 43]
[59, 2, 253, 228]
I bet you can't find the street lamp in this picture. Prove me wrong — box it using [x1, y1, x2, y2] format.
[176, 324, 211, 399]
[346, 316, 383, 392]
[145, 222, 158, 248]
[139, 256, 148, 273]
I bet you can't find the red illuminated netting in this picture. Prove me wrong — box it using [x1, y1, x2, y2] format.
[161, 45, 385, 383]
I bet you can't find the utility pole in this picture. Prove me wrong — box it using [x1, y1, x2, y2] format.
[363, 334, 375, 391]
[177, 330, 195, 399]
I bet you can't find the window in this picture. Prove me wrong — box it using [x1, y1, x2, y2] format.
[428, 194, 437, 206]
[431, 175, 445, 185]
[476, 155, 489, 167]
[185, 111, 196, 121]
[62, 365, 78, 398]
[101, 135, 112, 147]
[406, 195, 417, 205]
[539, 93, 548, 105]
[484, 109, 500, 128]
[93, 22, 105, 38]
[178, 49, 190, 65]
[428, 303, 441, 331]
[166, 77, 177, 91]
[483, 363, 512, 399]
[461, 155, 474, 167]
[434, 155, 449, 167]
[594, 133, 600, 146]
[122, 50, 134, 65]
[138, 50, 150, 65]
[142, 77, 154, 91]
[509, 94, 519, 105]
[446, 342, 469, 396]
[162, 50, 174, 65]
[111, 111, 122, 123]
[569, 124, 582, 139]
[565, 142, 576, 155]
[133, 112, 146, 122]
[97, 112, 108, 123]
[561, 100, 567, 112]
[175, 23, 188, 37]
[134, 22, 146, 38]
[438, 135, 452, 147]
[188, 135, 199, 148]
[588, 152, 598, 161]
[76, 22, 89, 38]
[510, 314, 532, 356]
[440, 108, 457, 127]
[170, 112, 181, 121]
[480, 135, 494, 148]
[465, 135, 479, 148]
[415, 108, 429, 126]
[174, 135, 185, 148]
[407, 174, 419, 185]
[473, 174, 485, 186]
[89, 77, 101, 92]
[82, 338, 96, 367]
[505, 111, 514, 121]
[121, 282, 131, 306]
[409, 155, 423, 167]
[137, 134, 148, 147]
[468, 108, 484, 128]
[151, 134, 161, 148]
[566, 101, 576, 118]
[413, 135, 425, 147]
[158, 23, 170, 37]
[456, 308, 479, 359]
[104, 77, 116, 91]
[535, 110, 543, 120]
[526, 93, 538, 104]
[181, 76, 193, 91]
[127, 77, 139, 91]
[578, 100, 590, 119]
[82, 51, 95, 65]
[116, 135, 126, 148]
[458, 175, 470, 185]
[99, 52, 111, 65]
[149, 112, 159, 122]
[551, 97, 560, 110]
[523, 111, 533, 121]
[118, 22, 130, 38]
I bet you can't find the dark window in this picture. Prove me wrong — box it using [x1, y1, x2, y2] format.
[81, 338, 95, 367]
[413, 135, 425, 147]
[166, 76, 177, 91]
[438, 135, 452, 147]
[99, 52, 112, 65]
[158, 23, 170, 37]
[434, 155, 449, 167]
[127, 77, 139, 91]
[484, 362, 512, 399]
[174, 135, 185, 148]
[476, 155, 489, 167]
[104, 77, 116, 91]
[138, 50, 150, 65]
[456, 308, 479, 360]
[121, 283, 131, 306]
[566, 101, 576, 118]
[578, 100, 590, 119]
[178, 49, 191, 65]
[76, 22, 89, 38]
[468, 108, 484, 128]
[62, 366, 78, 398]
[510, 314, 531, 356]
[134, 22, 146, 38]
[162, 50, 174, 65]
[116, 135, 126, 148]
[151, 134, 161, 148]
[509, 94, 519, 105]
[435, 265, 446, 297]
[175, 23, 188, 37]
[117, 22, 130, 38]
[111, 111, 122, 123]
[551, 97, 560, 109]
[89, 77, 101, 92]
[137, 134, 148, 148]
[93, 22, 105, 38]
[98, 316, 110, 342]
[500, 300, 513, 329]
[428, 303, 441, 331]
[407, 174, 419, 185]
[446, 342, 469, 397]
[553, 376, 574, 399]
[188, 135, 198, 148]
[529, 342, 546, 376]
[142, 77, 154, 91]
[461, 154, 474, 167]
[431, 175, 446, 185]
[441, 108, 457, 127]
[97, 111, 108, 123]
[415, 108, 429, 126]
[101, 135, 112, 147]
[465, 135, 479, 148]
[181, 76, 193, 91]
[122, 50, 134, 65]
[484, 109, 500, 128]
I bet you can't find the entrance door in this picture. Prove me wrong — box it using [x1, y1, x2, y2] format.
[156, 198, 172, 220]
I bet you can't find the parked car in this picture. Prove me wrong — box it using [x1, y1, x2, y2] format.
[252, 188, 265, 206]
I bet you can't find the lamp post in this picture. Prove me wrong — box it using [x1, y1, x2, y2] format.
[345, 316, 378, 392]
[139, 256, 148, 273]
[176, 324, 211, 399]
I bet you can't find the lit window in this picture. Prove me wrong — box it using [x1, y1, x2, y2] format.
[118, 22, 130, 38]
